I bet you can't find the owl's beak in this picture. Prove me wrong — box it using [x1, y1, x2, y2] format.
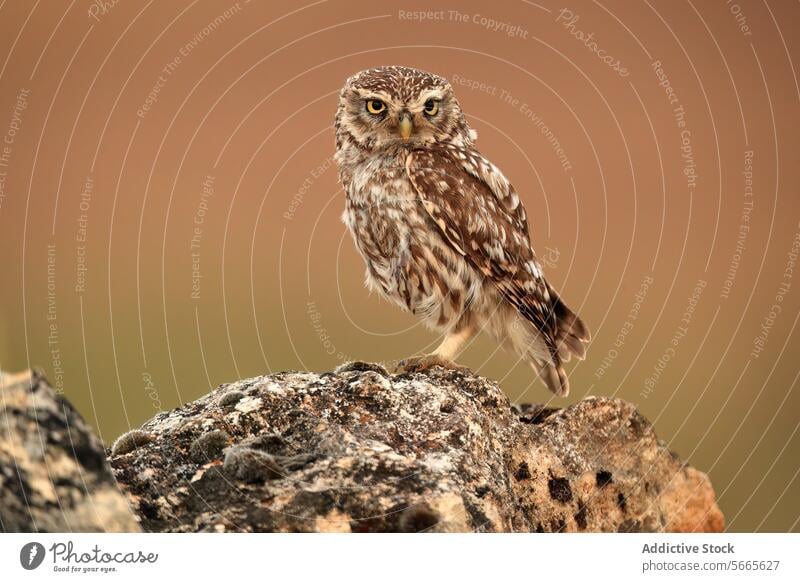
[398, 112, 413, 141]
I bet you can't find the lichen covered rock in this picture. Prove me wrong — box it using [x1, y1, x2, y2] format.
[0, 370, 140, 532]
[109, 364, 724, 532]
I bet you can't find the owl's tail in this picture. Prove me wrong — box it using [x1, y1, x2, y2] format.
[552, 292, 591, 362]
[491, 292, 590, 397]
[531, 359, 571, 397]
[531, 291, 591, 397]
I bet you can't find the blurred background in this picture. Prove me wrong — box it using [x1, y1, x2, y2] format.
[0, 0, 798, 531]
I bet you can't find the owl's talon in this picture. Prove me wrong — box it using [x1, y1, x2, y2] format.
[396, 355, 470, 374]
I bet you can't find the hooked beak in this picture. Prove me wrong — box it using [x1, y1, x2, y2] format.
[398, 111, 413, 141]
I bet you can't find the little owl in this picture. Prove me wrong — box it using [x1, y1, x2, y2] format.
[334, 66, 589, 395]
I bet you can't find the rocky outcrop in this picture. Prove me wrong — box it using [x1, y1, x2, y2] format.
[0, 370, 140, 532]
[108, 363, 724, 533]
[0, 366, 723, 533]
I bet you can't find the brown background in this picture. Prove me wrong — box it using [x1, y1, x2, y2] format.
[0, 0, 798, 532]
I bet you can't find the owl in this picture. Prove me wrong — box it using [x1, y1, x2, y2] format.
[334, 66, 589, 395]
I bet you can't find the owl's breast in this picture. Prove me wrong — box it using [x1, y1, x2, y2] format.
[342, 161, 479, 330]
[343, 170, 425, 287]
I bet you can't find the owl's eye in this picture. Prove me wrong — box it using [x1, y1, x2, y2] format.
[423, 99, 439, 116]
[365, 99, 386, 115]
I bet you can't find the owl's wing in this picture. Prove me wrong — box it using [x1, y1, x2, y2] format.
[405, 145, 564, 357]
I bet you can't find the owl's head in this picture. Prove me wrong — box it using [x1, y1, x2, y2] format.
[336, 66, 474, 150]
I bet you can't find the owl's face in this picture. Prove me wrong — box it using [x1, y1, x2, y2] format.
[336, 66, 472, 150]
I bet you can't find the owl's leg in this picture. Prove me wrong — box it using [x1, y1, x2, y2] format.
[397, 322, 477, 373]
[432, 323, 476, 360]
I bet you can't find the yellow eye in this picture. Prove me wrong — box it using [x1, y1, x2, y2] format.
[366, 99, 386, 114]
[424, 99, 439, 116]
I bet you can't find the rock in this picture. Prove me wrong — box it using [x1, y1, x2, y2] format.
[111, 429, 155, 456]
[109, 364, 724, 533]
[0, 370, 140, 532]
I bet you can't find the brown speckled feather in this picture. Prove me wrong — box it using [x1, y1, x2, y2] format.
[406, 145, 564, 358]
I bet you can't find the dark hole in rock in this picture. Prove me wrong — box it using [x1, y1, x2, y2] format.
[574, 499, 587, 530]
[439, 400, 455, 414]
[463, 498, 493, 532]
[514, 461, 531, 480]
[138, 499, 160, 521]
[398, 503, 440, 533]
[596, 470, 613, 488]
[511, 403, 560, 424]
[548, 477, 573, 503]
